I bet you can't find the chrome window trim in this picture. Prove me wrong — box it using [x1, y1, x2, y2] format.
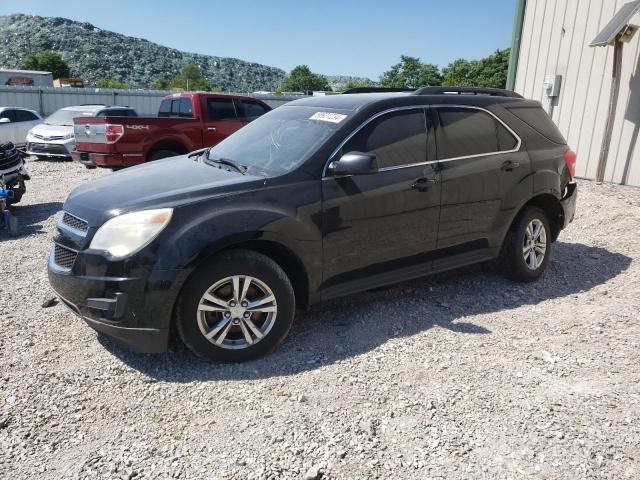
[321, 104, 522, 178]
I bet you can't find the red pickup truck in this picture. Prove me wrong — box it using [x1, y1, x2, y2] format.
[71, 92, 271, 168]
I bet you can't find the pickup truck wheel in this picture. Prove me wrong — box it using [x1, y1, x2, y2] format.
[176, 249, 295, 362]
[499, 206, 551, 282]
[149, 150, 179, 161]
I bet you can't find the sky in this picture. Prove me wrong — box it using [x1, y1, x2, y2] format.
[0, 0, 516, 80]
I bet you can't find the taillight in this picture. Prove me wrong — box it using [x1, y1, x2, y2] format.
[564, 149, 576, 178]
[104, 124, 124, 144]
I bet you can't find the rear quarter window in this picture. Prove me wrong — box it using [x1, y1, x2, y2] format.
[506, 106, 566, 145]
[16, 110, 39, 121]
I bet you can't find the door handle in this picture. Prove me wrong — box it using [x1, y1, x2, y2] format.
[501, 160, 520, 171]
[411, 177, 437, 192]
[207, 127, 217, 131]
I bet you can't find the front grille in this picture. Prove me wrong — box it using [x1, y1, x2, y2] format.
[33, 134, 65, 141]
[62, 212, 89, 233]
[27, 143, 69, 155]
[53, 243, 78, 270]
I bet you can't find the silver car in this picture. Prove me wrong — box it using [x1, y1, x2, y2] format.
[25, 105, 136, 159]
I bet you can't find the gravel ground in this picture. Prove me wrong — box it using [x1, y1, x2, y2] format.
[1, 158, 639, 480]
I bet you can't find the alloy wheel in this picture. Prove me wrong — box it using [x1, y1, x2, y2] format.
[197, 275, 278, 350]
[522, 218, 547, 270]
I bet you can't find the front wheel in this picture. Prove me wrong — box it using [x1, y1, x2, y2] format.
[498, 206, 551, 282]
[176, 250, 295, 362]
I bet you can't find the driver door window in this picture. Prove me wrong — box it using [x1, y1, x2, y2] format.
[341, 109, 428, 169]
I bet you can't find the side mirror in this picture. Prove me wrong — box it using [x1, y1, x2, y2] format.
[0, 117, 10, 124]
[328, 151, 378, 176]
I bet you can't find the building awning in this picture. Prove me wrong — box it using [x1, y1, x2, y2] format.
[590, 1, 640, 47]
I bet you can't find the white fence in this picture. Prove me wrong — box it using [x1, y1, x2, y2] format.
[0, 85, 302, 116]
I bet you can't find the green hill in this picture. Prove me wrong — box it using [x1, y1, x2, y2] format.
[0, 14, 371, 92]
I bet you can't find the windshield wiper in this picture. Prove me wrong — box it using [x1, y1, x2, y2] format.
[207, 155, 247, 175]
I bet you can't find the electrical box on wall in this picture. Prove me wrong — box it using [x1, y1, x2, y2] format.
[544, 74, 562, 97]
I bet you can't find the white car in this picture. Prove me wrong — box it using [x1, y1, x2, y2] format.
[0, 107, 43, 147]
[26, 105, 137, 159]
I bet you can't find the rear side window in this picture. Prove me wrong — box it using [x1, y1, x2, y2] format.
[235, 100, 268, 121]
[207, 98, 237, 120]
[158, 99, 172, 117]
[343, 109, 427, 169]
[435, 107, 517, 159]
[15, 110, 39, 121]
[507, 106, 566, 144]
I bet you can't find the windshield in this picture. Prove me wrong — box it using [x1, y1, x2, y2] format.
[207, 106, 351, 176]
[45, 109, 95, 126]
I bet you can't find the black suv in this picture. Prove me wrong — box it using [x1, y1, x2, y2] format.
[48, 87, 577, 361]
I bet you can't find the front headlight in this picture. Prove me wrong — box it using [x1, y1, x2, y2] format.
[63, 132, 74, 140]
[90, 208, 173, 258]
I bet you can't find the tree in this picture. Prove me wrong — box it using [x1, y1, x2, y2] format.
[442, 49, 510, 88]
[20, 51, 70, 79]
[169, 64, 211, 91]
[338, 80, 374, 93]
[380, 55, 442, 88]
[473, 48, 510, 88]
[95, 79, 130, 89]
[154, 77, 170, 90]
[283, 65, 330, 92]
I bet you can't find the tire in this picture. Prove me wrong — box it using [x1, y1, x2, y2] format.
[176, 249, 295, 362]
[498, 206, 551, 282]
[148, 150, 179, 161]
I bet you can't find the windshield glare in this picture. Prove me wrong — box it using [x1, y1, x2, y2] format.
[45, 109, 94, 126]
[207, 106, 351, 176]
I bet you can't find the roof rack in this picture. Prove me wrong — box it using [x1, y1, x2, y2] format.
[413, 86, 524, 98]
[342, 87, 414, 94]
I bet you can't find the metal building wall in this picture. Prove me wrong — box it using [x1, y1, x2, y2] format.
[515, 0, 640, 186]
[0, 86, 299, 117]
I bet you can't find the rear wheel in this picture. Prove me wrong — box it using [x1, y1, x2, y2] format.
[499, 206, 551, 282]
[176, 250, 295, 362]
[148, 150, 179, 161]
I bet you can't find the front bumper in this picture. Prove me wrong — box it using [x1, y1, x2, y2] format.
[47, 246, 181, 353]
[560, 181, 577, 228]
[26, 139, 74, 157]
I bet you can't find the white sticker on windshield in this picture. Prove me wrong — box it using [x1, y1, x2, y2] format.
[309, 112, 347, 123]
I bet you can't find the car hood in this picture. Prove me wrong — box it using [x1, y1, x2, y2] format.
[29, 123, 73, 136]
[64, 155, 265, 226]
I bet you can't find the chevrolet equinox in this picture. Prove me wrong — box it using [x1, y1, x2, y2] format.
[48, 87, 578, 361]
